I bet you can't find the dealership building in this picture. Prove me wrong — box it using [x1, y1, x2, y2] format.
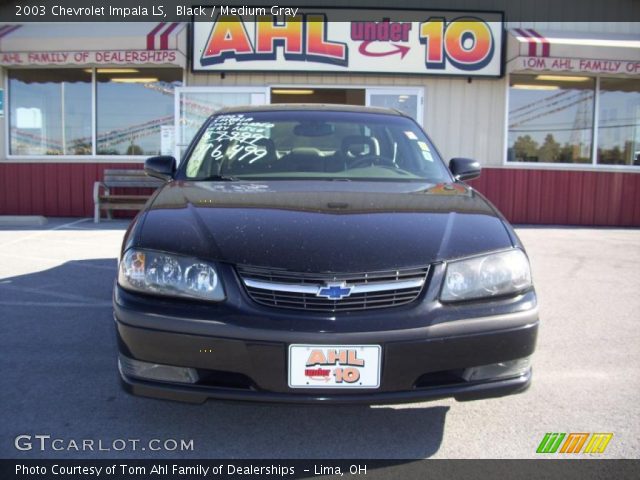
[0, 4, 639, 225]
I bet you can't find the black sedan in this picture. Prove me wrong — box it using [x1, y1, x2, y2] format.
[114, 104, 538, 404]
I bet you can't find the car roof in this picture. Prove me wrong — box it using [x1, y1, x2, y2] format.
[214, 103, 406, 117]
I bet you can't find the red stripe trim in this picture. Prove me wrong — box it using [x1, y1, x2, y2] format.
[0, 25, 21, 39]
[527, 29, 550, 57]
[159, 22, 179, 50]
[146, 22, 165, 50]
[515, 28, 537, 57]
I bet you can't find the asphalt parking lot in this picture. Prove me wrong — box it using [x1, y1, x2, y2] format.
[1, 218, 638, 459]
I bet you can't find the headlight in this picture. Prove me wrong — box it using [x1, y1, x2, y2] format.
[441, 249, 532, 302]
[118, 249, 225, 302]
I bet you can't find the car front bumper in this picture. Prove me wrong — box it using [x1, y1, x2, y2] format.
[114, 283, 539, 405]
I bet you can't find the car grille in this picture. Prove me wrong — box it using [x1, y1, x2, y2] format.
[236, 265, 429, 312]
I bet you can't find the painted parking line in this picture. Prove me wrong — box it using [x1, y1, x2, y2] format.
[0, 252, 117, 269]
[0, 218, 91, 249]
[0, 283, 111, 303]
[0, 301, 112, 307]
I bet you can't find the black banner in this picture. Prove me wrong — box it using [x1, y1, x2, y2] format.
[0, 0, 639, 22]
[1, 459, 639, 480]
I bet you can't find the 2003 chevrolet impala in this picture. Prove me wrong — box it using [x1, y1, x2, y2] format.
[114, 104, 538, 404]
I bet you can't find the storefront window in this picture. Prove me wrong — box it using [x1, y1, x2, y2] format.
[507, 74, 595, 164]
[8, 67, 182, 157]
[597, 78, 640, 166]
[368, 92, 420, 122]
[9, 69, 92, 155]
[96, 69, 182, 155]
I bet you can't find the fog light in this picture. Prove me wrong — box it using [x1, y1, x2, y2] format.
[118, 354, 199, 384]
[462, 357, 530, 382]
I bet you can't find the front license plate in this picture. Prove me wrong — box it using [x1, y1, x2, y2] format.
[288, 345, 381, 389]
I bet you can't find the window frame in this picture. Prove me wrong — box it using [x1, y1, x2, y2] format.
[3, 66, 184, 163]
[504, 73, 640, 172]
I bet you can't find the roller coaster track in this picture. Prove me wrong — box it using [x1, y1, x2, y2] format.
[509, 90, 593, 129]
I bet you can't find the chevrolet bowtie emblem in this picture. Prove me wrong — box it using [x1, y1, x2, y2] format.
[316, 282, 353, 300]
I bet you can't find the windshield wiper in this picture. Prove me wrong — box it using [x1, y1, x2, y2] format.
[197, 174, 238, 182]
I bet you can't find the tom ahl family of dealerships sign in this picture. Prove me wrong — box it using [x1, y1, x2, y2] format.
[192, 9, 504, 77]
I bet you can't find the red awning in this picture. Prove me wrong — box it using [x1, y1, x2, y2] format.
[0, 22, 187, 67]
[507, 29, 640, 76]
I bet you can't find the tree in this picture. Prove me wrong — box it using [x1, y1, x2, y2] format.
[126, 144, 143, 155]
[608, 146, 623, 164]
[558, 143, 575, 163]
[513, 135, 539, 162]
[538, 134, 561, 162]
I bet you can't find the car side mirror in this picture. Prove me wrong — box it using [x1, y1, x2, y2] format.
[145, 156, 176, 181]
[449, 157, 481, 181]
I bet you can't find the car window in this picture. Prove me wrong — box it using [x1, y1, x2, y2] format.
[183, 110, 451, 182]
[270, 121, 363, 152]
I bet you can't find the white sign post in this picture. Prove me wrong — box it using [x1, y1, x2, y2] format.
[160, 125, 175, 156]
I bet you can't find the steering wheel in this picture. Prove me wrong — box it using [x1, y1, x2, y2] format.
[348, 154, 396, 169]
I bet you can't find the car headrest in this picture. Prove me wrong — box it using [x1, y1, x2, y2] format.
[341, 135, 379, 157]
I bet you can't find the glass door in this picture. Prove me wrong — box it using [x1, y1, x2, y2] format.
[366, 87, 424, 125]
[174, 87, 269, 161]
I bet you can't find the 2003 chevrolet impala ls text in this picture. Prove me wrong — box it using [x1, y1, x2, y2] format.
[114, 104, 538, 404]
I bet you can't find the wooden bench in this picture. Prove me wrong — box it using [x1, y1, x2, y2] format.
[93, 169, 164, 223]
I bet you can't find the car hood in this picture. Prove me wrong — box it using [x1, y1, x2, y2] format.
[135, 181, 513, 272]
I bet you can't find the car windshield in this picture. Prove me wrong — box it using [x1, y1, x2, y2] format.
[182, 110, 451, 182]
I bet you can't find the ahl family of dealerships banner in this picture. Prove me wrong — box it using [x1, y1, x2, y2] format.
[192, 9, 504, 77]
